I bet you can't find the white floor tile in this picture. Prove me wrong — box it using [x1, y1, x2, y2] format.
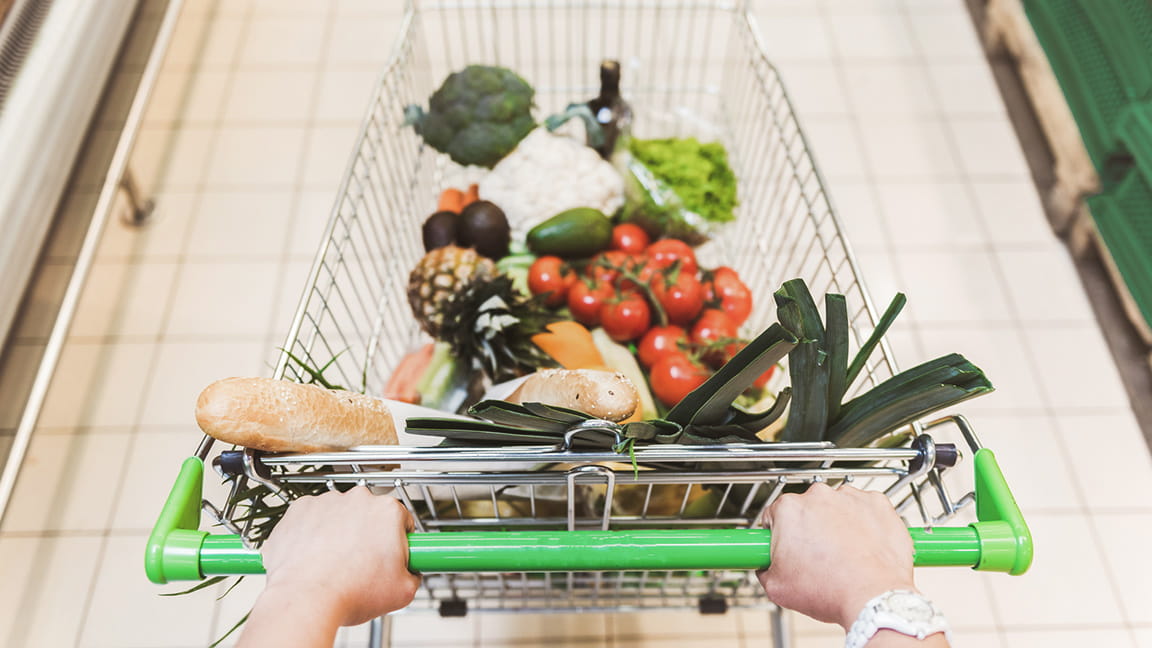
[1002, 628, 1136, 648]
[961, 414, 1082, 513]
[1025, 327, 1131, 411]
[952, 632, 1005, 648]
[196, 16, 247, 68]
[969, 181, 1060, 249]
[917, 326, 1048, 413]
[78, 535, 217, 647]
[315, 64, 381, 124]
[927, 62, 1008, 116]
[289, 190, 337, 258]
[186, 192, 294, 260]
[948, 119, 1032, 179]
[827, 181, 887, 251]
[857, 118, 960, 179]
[3, 432, 132, 532]
[479, 612, 608, 643]
[209, 574, 264, 648]
[38, 342, 155, 429]
[138, 340, 268, 426]
[301, 125, 360, 191]
[164, 261, 282, 338]
[755, 14, 836, 62]
[1056, 413, 1152, 512]
[841, 62, 937, 115]
[615, 638, 740, 648]
[205, 127, 308, 188]
[1092, 513, 1152, 624]
[131, 124, 216, 191]
[1134, 627, 1152, 648]
[237, 17, 328, 67]
[993, 248, 1096, 324]
[913, 569, 999, 631]
[223, 67, 319, 125]
[144, 66, 231, 128]
[986, 513, 1126, 627]
[874, 181, 986, 249]
[391, 613, 479, 644]
[72, 262, 179, 340]
[97, 191, 200, 262]
[327, 15, 404, 65]
[892, 250, 1014, 325]
[109, 430, 210, 531]
[826, 12, 919, 60]
[802, 116, 869, 181]
[0, 535, 104, 648]
[906, 6, 986, 62]
[777, 62, 850, 117]
[612, 609, 743, 640]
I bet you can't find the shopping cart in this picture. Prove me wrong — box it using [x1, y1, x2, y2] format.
[146, 1, 1032, 645]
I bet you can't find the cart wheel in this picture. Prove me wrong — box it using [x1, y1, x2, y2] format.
[439, 599, 468, 617]
[697, 594, 728, 615]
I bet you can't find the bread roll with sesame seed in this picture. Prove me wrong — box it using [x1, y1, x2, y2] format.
[195, 377, 397, 453]
[506, 369, 638, 422]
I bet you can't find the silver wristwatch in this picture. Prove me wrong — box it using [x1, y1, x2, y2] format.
[844, 590, 951, 648]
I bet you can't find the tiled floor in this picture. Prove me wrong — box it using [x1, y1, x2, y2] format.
[2, 0, 1151, 646]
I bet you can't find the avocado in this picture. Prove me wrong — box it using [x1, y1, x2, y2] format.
[526, 207, 613, 258]
[422, 210, 460, 252]
[458, 200, 511, 260]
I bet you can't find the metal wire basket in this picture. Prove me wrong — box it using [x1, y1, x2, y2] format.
[146, 0, 1031, 640]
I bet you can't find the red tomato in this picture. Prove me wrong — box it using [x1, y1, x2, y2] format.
[690, 308, 738, 345]
[612, 223, 650, 254]
[652, 271, 705, 326]
[646, 239, 699, 275]
[600, 292, 651, 342]
[703, 267, 753, 326]
[587, 250, 631, 284]
[567, 280, 614, 327]
[649, 352, 711, 406]
[528, 256, 574, 307]
[637, 325, 688, 368]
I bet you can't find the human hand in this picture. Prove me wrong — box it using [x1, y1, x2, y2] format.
[260, 486, 421, 626]
[756, 483, 915, 629]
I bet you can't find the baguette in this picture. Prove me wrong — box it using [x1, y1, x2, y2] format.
[196, 377, 398, 453]
[506, 369, 639, 422]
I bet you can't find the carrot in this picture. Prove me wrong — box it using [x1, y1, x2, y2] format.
[463, 183, 480, 207]
[437, 188, 466, 213]
[383, 343, 435, 404]
[531, 321, 608, 370]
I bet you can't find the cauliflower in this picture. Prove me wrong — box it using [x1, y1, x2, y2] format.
[479, 129, 625, 234]
[405, 65, 536, 168]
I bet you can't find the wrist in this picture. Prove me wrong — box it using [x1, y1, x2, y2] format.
[259, 581, 347, 627]
[836, 581, 918, 630]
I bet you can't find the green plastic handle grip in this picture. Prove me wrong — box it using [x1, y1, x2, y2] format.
[146, 449, 1032, 584]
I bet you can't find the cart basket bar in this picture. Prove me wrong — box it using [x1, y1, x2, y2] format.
[145, 449, 1032, 584]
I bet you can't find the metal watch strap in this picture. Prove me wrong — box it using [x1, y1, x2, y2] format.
[844, 590, 952, 648]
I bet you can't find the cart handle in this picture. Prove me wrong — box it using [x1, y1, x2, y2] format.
[145, 449, 1032, 584]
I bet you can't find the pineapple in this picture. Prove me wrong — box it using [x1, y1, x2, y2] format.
[407, 245, 495, 337]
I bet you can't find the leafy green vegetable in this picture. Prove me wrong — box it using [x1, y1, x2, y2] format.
[405, 65, 536, 168]
[619, 137, 738, 243]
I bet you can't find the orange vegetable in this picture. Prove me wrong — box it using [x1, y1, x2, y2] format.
[437, 188, 466, 213]
[532, 321, 608, 370]
[383, 343, 435, 404]
[464, 183, 480, 206]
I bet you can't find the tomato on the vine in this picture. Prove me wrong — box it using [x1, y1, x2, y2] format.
[703, 266, 753, 326]
[587, 250, 631, 284]
[690, 308, 738, 344]
[611, 223, 650, 254]
[649, 352, 711, 406]
[652, 271, 705, 326]
[527, 256, 574, 308]
[600, 292, 651, 342]
[567, 280, 614, 327]
[646, 239, 699, 275]
[637, 325, 688, 369]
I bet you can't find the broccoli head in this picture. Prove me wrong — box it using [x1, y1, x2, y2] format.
[405, 65, 536, 168]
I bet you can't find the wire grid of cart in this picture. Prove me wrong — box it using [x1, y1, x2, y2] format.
[148, 1, 1031, 645]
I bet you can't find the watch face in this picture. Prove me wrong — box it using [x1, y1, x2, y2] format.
[885, 593, 935, 622]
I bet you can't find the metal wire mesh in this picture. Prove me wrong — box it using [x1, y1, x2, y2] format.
[193, 0, 979, 616]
